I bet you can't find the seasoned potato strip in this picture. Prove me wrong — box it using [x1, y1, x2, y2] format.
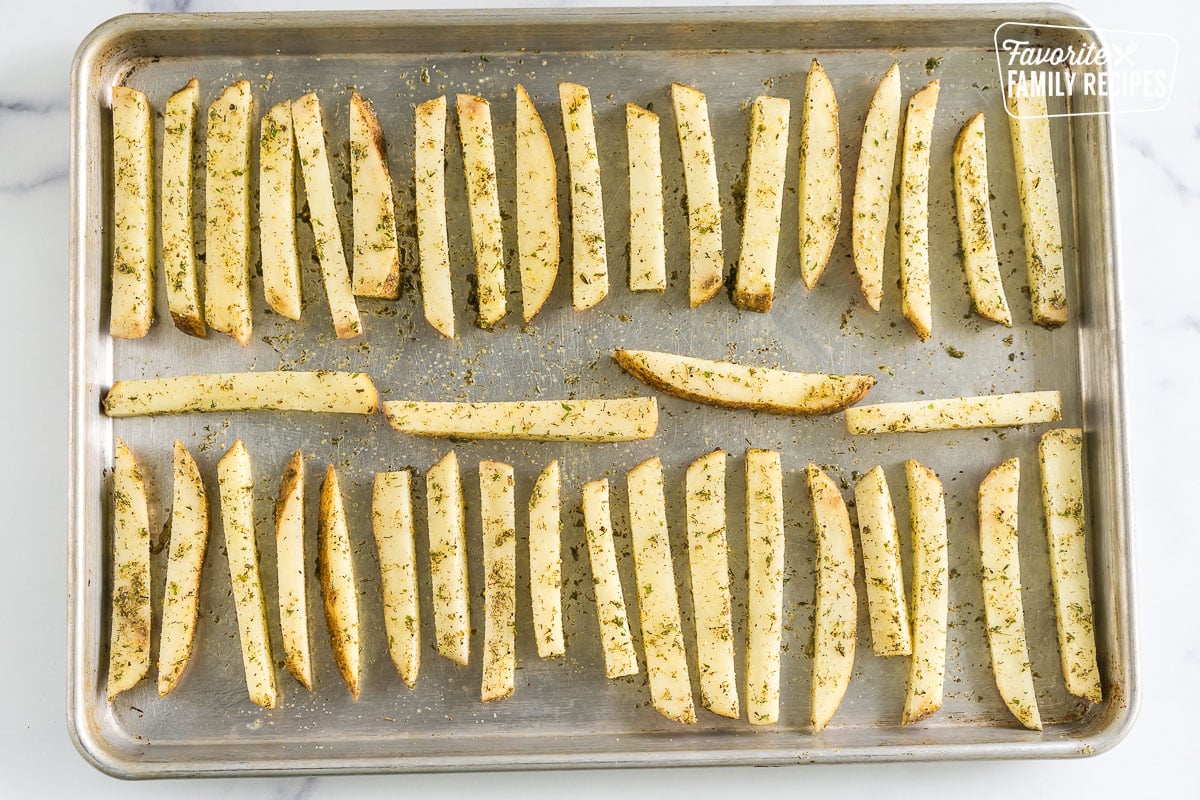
[480, 461, 517, 702]
[851, 63, 901, 311]
[110, 86, 155, 340]
[107, 438, 151, 699]
[157, 441, 209, 696]
[426, 451, 469, 665]
[582, 479, 638, 678]
[259, 99, 302, 320]
[854, 466, 910, 657]
[373, 470, 420, 688]
[457, 94, 507, 328]
[808, 464, 857, 732]
[626, 103, 666, 292]
[953, 113, 1012, 326]
[275, 450, 312, 690]
[205, 81, 253, 344]
[745, 448, 784, 725]
[320, 465, 361, 699]
[846, 390, 1061, 434]
[350, 92, 400, 298]
[516, 85, 560, 321]
[161, 79, 204, 337]
[382, 397, 657, 442]
[670, 83, 724, 307]
[529, 461, 565, 658]
[104, 371, 378, 417]
[414, 96, 454, 337]
[734, 95, 790, 312]
[559, 82, 609, 311]
[899, 80, 940, 340]
[903, 459, 947, 725]
[798, 61, 841, 290]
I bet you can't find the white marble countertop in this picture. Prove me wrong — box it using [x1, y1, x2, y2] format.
[2, 0, 1195, 796]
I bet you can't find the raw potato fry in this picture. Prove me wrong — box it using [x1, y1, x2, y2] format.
[275, 450, 312, 690]
[953, 113, 1012, 326]
[426, 451, 470, 665]
[104, 371, 379, 417]
[529, 461, 565, 659]
[383, 397, 657, 442]
[205, 81, 253, 345]
[903, 459, 948, 725]
[670, 83, 724, 307]
[350, 92, 400, 299]
[414, 96, 454, 337]
[457, 94, 507, 328]
[320, 465, 361, 699]
[292, 92, 363, 339]
[628, 457, 696, 724]
[854, 466, 910, 657]
[979, 458, 1042, 730]
[161, 79, 205, 337]
[516, 85, 560, 321]
[107, 438, 151, 699]
[259, 100, 302, 320]
[613, 348, 874, 416]
[846, 390, 1061, 435]
[582, 479, 638, 678]
[899, 80, 940, 340]
[480, 461, 517, 703]
[851, 63, 901, 311]
[734, 95, 790, 312]
[626, 103, 666, 292]
[157, 442, 209, 696]
[685, 449, 738, 719]
[745, 448, 784, 725]
[1008, 91, 1068, 328]
[373, 471, 420, 688]
[1038, 428, 1102, 703]
[798, 60, 841, 290]
[808, 464, 857, 732]
[559, 82, 609, 311]
[216, 440, 278, 709]
[110, 86, 154, 340]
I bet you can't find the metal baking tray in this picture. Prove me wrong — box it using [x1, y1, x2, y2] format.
[68, 4, 1136, 778]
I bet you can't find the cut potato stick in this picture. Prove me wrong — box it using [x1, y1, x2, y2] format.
[899, 80, 940, 340]
[350, 92, 400, 299]
[559, 82, 609, 311]
[426, 451, 469, 665]
[104, 371, 379, 417]
[953, 113, 1012, 326]
[798, 60, 841, 290]
[414, 96, 454, 338]
[582, 478, 639, 678]
[613, 348, 874, 416]
[670, 83, 724, 307]
[205, 81, 253, 345]
[161, 79, 204, 337]
[373, 470, 420, 688]
[854, 465, 910, 657]
[107, 438, 151, 699]
[529, 460, 565, 659]
[457, 94, 507, 328]
[480, 460, 517, 703]
[383, 397, 657, 442]
[903, 459, 948, 725]
[735, 95, 790, 312]
[745, 448, 784, 725]
[292, 92, 363, 339]
[216, 440, 278, 709]
[320, 465, 361, 699]
[516, 85, 560, 322]
[626, 103, 666, 293]
[157, 441, 209, 696]
[259, 99, 302, 320]
[808, 464, 857, 732]
[979, 458, 1042, 730]
[1038, 428, 1102, 703]
[851, 63, 901, 311]
[110, 86, 154, 340]
[685, 449, 738, 719]
[628, 457, 697, 724]
[846, 390, 1061, 435]
[275, 450, 312, 690]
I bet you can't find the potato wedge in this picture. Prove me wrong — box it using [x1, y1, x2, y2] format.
[157, 441, 209, 696]
[899, 80, 940, 340]
[107, 438, 151, 699]
[373, 470, 420, 688]
[626, 103, 666, 293]
[745, 448, 784, 725]
[559, 82, 609, 311]
[320, 465, 361, 699]
[516, 85, 560, 321]
[414, 96, 455, 338]
[846, 390, 1061, 435]
[457, 94, 507, 328]
[110, 86, 155, 340]
[205, 81, 253, 345]
[582, 478, 638, 678]
[798, 60, 841, 290]
[1008, 91, 1068, 328]
[851, 63, 901, 311]
[979, 458, 1042, 730]
[161, 79, 205, 337]
[259, 99, 302, 320]
[349, 92, 400, 299]
[480, 460, 517, 702]
[382, 397, 657, 442]
[854, 465, 911, 657]
[426, 451, 469, 665]
[1038, 428, 1102, 703]
[734, 95, 790, 312]
[104, 371, 379, 417]
[808, 464, 857, 732]
[903, 459, 947, 725]
[275, 450, 312, 690]
[613, 348, 874, 416]
[216, 440, 278, 709]
[292, 92, 363, 339]
[670, 83, 724, 307]
[529, 460, 565, 659]
[953, 113, 1012, 326]
[685, 449, 738, 719]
